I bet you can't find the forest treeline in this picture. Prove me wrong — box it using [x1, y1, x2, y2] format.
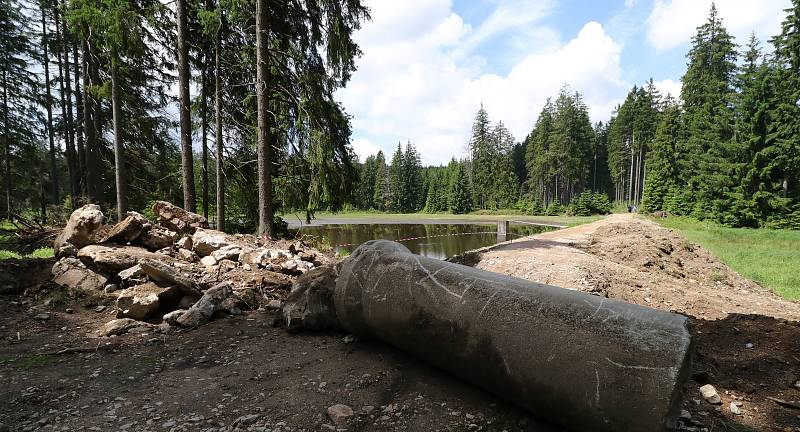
[1, 1, 799, 231]
[351, 3, 800, 228]
[1, 0, 368, 235]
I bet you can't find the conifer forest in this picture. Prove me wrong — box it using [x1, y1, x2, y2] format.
[2, 1, 800, 230]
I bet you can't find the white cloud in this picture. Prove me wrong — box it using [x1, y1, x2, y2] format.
[653, 78, 681, 99]
[350, 138, 383, 162]
[646, 0, 790, 51]
[337, 1, 629, 165]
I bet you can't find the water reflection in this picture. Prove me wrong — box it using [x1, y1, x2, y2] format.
[292, 223, 555, 260]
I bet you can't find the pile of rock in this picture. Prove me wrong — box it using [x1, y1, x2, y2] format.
[51, 201, 331, 335]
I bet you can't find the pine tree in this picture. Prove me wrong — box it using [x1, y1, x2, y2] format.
[449, 162, 472, 214]
[0, 0, 41, 217]
[680, 3, 738, 220]
[642, 101, 683, 213]
[469, 104, 493, 209]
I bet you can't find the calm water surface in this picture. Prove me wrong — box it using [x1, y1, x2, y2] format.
[293, 223, 556, 260]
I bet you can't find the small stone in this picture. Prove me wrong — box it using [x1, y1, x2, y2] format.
[679, 409, 691, 421]
[34, 313, 50, 320]
[342, 335, 357, 344]
[65, 308, 74, 314]
[794, 380, 800, 389]
[104, 283, 119, 293]
[744, 342, 754, 349]
[327, 404, 354, 425]
[699, 384, 721, 405]
[233, 414, 259, 426]
[162, 309, 187, 326]
[361, 405, 375, 414]
[266, 299, 282, 310]
[729, 401, 741, 415]
[200, 255, 217, 267]
[176, 236, 193, 250]
[95, 305, 107, 313]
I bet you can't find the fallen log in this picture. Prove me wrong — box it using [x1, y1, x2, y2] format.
[334, 240, 693, 432]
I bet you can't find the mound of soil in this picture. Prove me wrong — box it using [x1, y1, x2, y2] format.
[584, 221, 753, 291]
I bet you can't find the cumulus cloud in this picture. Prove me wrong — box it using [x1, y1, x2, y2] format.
[646, 0, 790, 51]
[653, 79, 681, 100]
[337, 0, 629, 165]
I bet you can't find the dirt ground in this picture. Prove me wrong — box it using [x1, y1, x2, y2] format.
[474, 214, 800, 432]
[2, 215, 800, 431]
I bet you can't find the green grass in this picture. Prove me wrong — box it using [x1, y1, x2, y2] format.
[0, 247, 54, 260]
[657, 217, 800, 300]
[16, 354, 58, 371]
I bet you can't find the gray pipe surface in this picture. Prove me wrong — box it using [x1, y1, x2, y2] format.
[335, 240, 693, 432]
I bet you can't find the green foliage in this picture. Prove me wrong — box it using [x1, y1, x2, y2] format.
[525, 86, 599, 207]
[544, 201, 563, 216]
[448, 163, 473, 214]
[570, 191, 612, 216]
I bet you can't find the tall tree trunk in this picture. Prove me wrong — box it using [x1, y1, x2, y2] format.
[54, 9, 77, 202]
[628, 137, 634, 205]
[82, 39, 98, 203]
[214, 19, 224, 232]
[41, 6, 59, 205]
[2, 68, 10, 218]
[73, 42, 85, 194]
[255, 0, 274, 237]
[201, 51, 209, 219]
[110, 59, 125, 221]
[176, 0, 196, 212]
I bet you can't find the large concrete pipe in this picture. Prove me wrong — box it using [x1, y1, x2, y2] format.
[335, 240, 693, 432]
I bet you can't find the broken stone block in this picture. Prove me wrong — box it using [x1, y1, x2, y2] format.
[54, 204, 105, 251]
[177, 248, 198, 263]
[101, 212, 148, 244]
[327, 404, 353, 425]
[139, 259, 199, 296]
[136, 227, 178, 251]
[100, 318, 143, 336]
[152, 201, 208, 234]
[116, 282, 181, 321]
[283, 266, 339, 332]
[211, 244, 243, 262]
[77, 244, 167, 273]
[51, 257, 109, 293]
[118, 264, 145, 283]
[175, 281, 234, 327]
[162, 309, 187, 326]
[191, 228, 234, 256]
[200, 255, 218, 267]
[176, 236, 193, 250]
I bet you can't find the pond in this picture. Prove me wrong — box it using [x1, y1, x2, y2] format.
[291, 223, 557, 260]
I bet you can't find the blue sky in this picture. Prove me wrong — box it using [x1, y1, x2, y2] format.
[335, 0, 790, 165]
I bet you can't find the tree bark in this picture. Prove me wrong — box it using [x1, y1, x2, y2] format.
[110, 59, 125, 221]
[176, 0, 196, 212]
[2, 68, 10, 218]
[214, 17, 225, 232]
[73, 42, 85, 195]
[255, 0, 274, 237]
[41, 6, 59, 205]
[82, 39, 99, 203]
[54, 8, 78, 202]
[201, 51, 209, 219]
